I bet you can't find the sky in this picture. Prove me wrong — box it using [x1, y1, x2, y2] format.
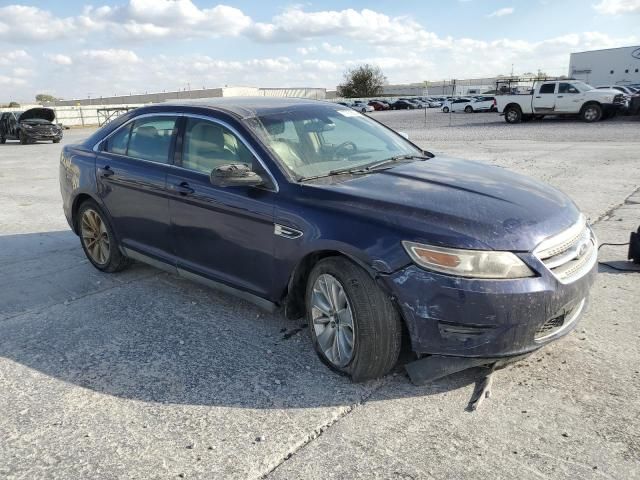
[0, 0, 638, 102]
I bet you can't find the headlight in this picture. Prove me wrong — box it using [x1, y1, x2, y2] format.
[22, 123, 33, 129]
[402, 241, 535, 279]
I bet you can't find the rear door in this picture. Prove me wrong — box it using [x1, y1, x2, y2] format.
[533, 83, 557, 112]
[95, 114, 179, 263]
[168, 115, 277, 299]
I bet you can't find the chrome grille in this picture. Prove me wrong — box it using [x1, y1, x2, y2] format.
[534, 216, 597, 283]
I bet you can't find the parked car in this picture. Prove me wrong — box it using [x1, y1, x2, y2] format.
[368, 101, 389, 111]
[350, 101, 374, 113]
[465, 96, 496, 112]
[400, 98, 424, 108]
[496, 80, 626, 123]
[59, 98, 597, 381]
[441, 98, 471, 113]
[389, 100, 416, 110]
[426, 98, 443, 108]
[0, 108, 63, 144]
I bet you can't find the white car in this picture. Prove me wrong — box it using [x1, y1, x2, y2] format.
[351, 102, 375, 113]
[441, 98, 472, 113]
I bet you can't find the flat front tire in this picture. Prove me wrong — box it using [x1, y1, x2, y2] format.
[306, 257, 402, 382]
[77, 199, 130, 273]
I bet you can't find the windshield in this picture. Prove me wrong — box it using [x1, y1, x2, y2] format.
[573, 81, 594, 91]
[245, 104, 424, 180]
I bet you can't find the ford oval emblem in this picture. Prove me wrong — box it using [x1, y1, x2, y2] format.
[632, 47, 640, 60]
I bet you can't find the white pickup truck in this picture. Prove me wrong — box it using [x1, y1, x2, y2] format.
[496, 80, 625, 123]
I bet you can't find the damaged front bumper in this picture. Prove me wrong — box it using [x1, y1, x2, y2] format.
[381, 258, 597, 360]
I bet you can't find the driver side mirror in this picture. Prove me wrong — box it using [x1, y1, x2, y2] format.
[210, 163, 265, 188]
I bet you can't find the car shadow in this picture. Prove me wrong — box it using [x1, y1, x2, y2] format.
[0, 230, 485, 409]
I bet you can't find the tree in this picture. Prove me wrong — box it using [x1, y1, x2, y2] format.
[36, 94, 58, 103]
[8, 101, 20, 108]
[337, 64, 386, 98]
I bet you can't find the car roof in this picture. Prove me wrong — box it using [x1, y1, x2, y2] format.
[162, 96, 338, 119]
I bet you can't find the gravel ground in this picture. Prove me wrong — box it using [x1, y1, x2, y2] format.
[1, 111, 639, 479]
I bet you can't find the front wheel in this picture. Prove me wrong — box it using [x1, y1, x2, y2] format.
[504, 106, 522, 124]
[464, 106, 473, 113]
[53, 139, 61, 143]
[0, 136, 5, 144]
[77, 200, 131, 273]
[442, 107, 449, 113]
[19, 131, 28, 145]
[306, 257, 402, 381]
[581, 103, 602, 123]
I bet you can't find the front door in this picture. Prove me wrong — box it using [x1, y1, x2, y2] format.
[95, 114, 179, 262]
[168, 116, 276, 299]
[554, 83, 585, 113]
[533, 82, 557, 112]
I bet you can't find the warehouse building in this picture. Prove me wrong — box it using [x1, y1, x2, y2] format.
[569, 45, 640, 86]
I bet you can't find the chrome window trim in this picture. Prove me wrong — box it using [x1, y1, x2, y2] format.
[92, 111, 279, 193]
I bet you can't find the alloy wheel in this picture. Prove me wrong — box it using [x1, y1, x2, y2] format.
[81, 208, 110, 265]
[311, 274, 355, 368]
[584, 106, 599, 122]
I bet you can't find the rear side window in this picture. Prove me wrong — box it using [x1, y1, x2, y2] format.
[128, 116, 178, 164]
[539, 83, 556, 94]
[104, 116, 178, 163]
[105, 123, 132, 155]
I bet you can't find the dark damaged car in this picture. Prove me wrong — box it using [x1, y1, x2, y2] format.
[59, 98, 597, 382]
[0, 108, 63, 144]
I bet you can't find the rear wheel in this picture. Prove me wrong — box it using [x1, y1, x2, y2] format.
[306, 257, 402, 381]
[77, 200, 130, 273]
[53, 139, 61, 143]
[0, 136, 5, 144]
[504, 106, 522, 124]
[581, 103, 602, 123]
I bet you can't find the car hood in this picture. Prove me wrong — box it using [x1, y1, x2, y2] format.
[310, 157, 580, 251]
[18, 108, 56, 123]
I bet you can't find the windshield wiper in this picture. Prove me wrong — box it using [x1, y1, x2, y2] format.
[298, 154, 430, 182]
[329, 154, 430, 175]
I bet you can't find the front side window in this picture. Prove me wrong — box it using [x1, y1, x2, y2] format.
[246, 105, 423, 179]
[539, 83, 556, 94]
[559, 83, 579, 94]
[181, 118, 255, 174]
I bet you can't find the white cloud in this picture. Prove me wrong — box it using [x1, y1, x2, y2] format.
[46, 54, 73, 65]
[594, 0, 640, 14]
[322, 42, 351, 55]
[296, 46, 318, 55]
[487, 7, 515, 17]
[0, 50, 32, 66]
[79, 49, 140, 64]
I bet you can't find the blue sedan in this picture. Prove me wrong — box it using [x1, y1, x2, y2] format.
[59, 98, 597, 381]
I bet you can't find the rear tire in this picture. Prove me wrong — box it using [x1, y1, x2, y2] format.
[581, 103, 602, 123]
[306, 257, 402, 382]
[504, 106, 522, 124]
[77, 199, 131, 273]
